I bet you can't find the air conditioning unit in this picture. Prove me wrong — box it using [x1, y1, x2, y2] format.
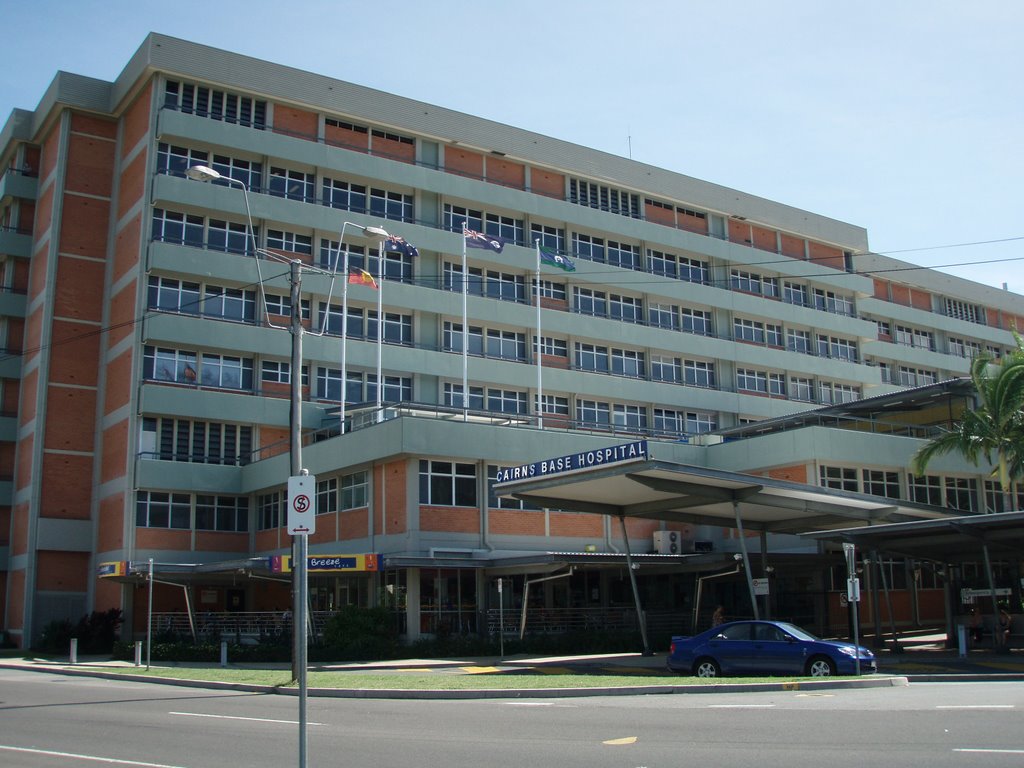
[653, 530, 682, 554]
[694, 540, 714, 553]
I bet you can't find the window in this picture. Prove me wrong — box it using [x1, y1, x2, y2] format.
[576, 343, 610, 373]
[204, 286, 256, 322]
[609, 294, 643, 323]
[488, 388, 528, 414]
[156, 143, 208, 178]
[368, 311, 413, 345]
[444, 204, 483, 233]
[734, 318, 766, 344]
[737, 368, 768, 393]
[611, 348, 644, 377]
[787, 329, 811, 353]
[143, 346, 197, 384]
[148, 276, 201, 315]
[649, 302, 678, 330]
[208, 218, 253, 255]
[535, 279, 566, 301]
[443, 322, 483, 355]
[164, 80, 266, 128]
[650, 355, 681, 383]
[200, 354, 253, 390]
[613, 403, 647, 430]
[266, 229, 312, 256]
[370, 187, 414, 222]
[573, 233, 605, 263]
[678, 256, 709, 284]
[152, 208, 203, 247]
[195, 495, 248, 532]
[443, 383, 483, 409]
[317, 477, 338, 515]
[342, 471, 368, 509]
[817, 335, 858, 362]
[322, 178, 367, 212]
[257, 491, 283, 530]
[136, 491, 190, 529]
[790, 377, 814, 401]
[488, 465, 541, 510]
[530, 223, 565, 252]
[261, 361, 291, 384]
[485, 212, 524, 245]
[576, 399, 611, 427]
[895, 325, 934, 351]
[944, 298, 984, 324]
[569, 178, 639, 217]
[684, 359, 716, 387]
[949, 338, 982, 359]
[211, 154, 262, 190]
[946, 477, 978, 513]
[813, 289, 854, 316]
[653, 408, 716, 435]
[483, 270, 526, 303]
[536, 394, 570, 415]
[271, 294, 311, 320]
[681, 308, 713, 335]
[419, 460, 477, 506]
[818, 381, 861, 404]
[268, 167, 314, 202]
[819, 466, 858, 492]
[574, 287, 607, 317]
[607, 241, 639, 270]
[898, 366, 937, 387]
[486, 329, 526, 361]
[142, 416, 252, 466]
[783, 282, 808, 306]
[908, 474, 942, 506]
[536, 336, 568, 358]
[863, 470, 900, 499]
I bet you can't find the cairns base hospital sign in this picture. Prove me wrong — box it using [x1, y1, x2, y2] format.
[494, 440, 648, 485]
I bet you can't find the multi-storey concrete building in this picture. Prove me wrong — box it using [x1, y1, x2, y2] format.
[1, 33, 1021, 649]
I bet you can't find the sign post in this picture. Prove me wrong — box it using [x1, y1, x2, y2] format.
[287, 473, 315, 767]
[843, 543, 862, 675]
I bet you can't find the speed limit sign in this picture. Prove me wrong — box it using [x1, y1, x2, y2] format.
[287, 474, 317, 535]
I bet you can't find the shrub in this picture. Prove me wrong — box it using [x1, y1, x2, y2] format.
[37, 608, 123, 654]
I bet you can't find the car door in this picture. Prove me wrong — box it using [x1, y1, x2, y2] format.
[750, 622, 805, 674]
[705, 622, 755, 674]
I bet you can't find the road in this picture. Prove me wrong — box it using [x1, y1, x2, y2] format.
[0, 669, 1022, 767]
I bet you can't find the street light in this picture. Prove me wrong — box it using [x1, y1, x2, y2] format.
[186, 164, 391, 768]
[335, 223, 390, 433]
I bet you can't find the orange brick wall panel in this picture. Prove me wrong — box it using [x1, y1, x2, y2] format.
[112, 214, 142, 285]
[623, 518, 659, 540]
[751, 225, 777, 252]
[375, 135, 415, 164]
[325, 123, 369, 151]
[678, 211, 708, 235]
[873, 278, 890, 300]
[58, 196, 111, 258]
[766, 464, 809, 483]
[103, 351, 133, 416]
[195, 531, 248, 552]
[39, 127, 59, 183]
[16, 202, 35, 237]
[33, 185, 54, 248]
[106, 278, 138, 348]
[531, 169, 565, 198]
[274, 106, 318, 139]
[10, 501, 29, 554]
[93, 576, 122, 614]
[446, 148, 484, 178]
[340, 508, 369, 540]
[50, 320, 102, 382]
[728, 219, 752, 245]
[43, 386, 96, 452]
[116, 151, 147, 221]
[541, 353, 569, 369]
[64, 133, 115, 199]
[420, 505, 479, 533]
[39, 453, 94, 520]
[14, 431, 34, 491]
[97, 493, 125, 551]
[1006, 315, 1024, 332]
[260, 427, 289, 450]
[310, 515, 338, 545]
[381, 461, 406, 535]
[100, 420, 129, 485]
[489, 509, 545, 536]
[486, 158, 525, 189]
[35, 550, 89, 591]
[0, 443, 12, 478]
[910, 289, 932, 311]
[645, 205, 675, 227]
[69, 113, 117, 141]
[255, 529, 281, 552]
[135, 527, 191, 551]
[780, 233, 805, 259]
[549, 511, 604, 537]
[120, 80, 153, 160]
[807, 241, 844, 270]
[890, 283, 912, 307]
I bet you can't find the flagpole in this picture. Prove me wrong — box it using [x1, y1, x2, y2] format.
[461, 225, 469, 419]
[376, 238, 384, 421]
[534, 238, 543, 429]
[340, 245, 349, 433]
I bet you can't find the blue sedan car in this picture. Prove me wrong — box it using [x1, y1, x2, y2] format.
[667, 620, 876, 677]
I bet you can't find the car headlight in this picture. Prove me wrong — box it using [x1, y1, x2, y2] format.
[837, 646, 859, 658]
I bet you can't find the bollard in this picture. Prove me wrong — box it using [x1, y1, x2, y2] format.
[957, 624, 967, 657]
[69, 638, 78, 664]
[134, 640, 143, 667]
[220, 640, 228, 668]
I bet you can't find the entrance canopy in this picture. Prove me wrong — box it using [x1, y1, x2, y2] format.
[494, 447, 956, 534]
[799, 511, 1024, 563]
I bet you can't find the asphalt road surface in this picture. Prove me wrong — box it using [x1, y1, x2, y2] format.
[1, 669, 1022, 767]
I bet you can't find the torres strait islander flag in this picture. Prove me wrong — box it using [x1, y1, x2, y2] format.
[539, 245, 576, 272]
[463, 227, 504, 253]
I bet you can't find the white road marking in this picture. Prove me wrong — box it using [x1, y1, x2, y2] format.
[168, 711, 322, 725]
[707, 704, 776, 708]
[0, 744, 187, 767]
[954, 748, 1024, 754]
[936, 705, 1015, 710]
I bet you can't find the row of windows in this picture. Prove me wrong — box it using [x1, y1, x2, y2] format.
[819, 467, 1024, 514]
[136, 492, 249, 531]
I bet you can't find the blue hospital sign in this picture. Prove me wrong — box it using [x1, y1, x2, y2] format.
[494, 440, 648, 484]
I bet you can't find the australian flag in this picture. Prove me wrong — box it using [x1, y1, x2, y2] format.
[464, 227, 504, 253]
[539, 245, 576, 272]
[384, 234, 419, 259]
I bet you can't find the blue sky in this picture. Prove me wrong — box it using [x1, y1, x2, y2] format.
[2, 0, 1021, 291]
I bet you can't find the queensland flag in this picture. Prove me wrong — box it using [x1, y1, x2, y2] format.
[384, 234, 419, 259]
[464, 227, 504, 253]
[539, 245, 576, 272]
[348, 268, 378, 289]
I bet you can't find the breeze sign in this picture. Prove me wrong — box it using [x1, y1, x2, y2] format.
[494, 440, 648, 484]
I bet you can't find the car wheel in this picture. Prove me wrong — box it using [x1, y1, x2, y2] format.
[693, 657, 721, 678]
[806, 656, 836, 677]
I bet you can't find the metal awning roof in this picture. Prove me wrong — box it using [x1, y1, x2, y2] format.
[798, 511, 1024, 562]
[495, 459, 958, 534]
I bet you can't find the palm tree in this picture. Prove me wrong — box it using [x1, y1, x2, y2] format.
[912, 341, 1024, 511]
